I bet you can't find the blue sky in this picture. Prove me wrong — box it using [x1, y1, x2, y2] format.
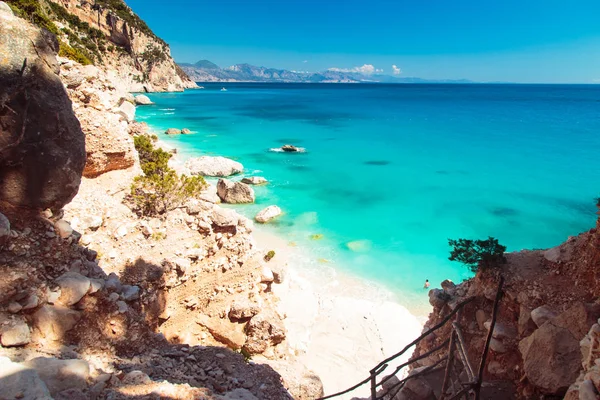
[126, 0, 600, 83]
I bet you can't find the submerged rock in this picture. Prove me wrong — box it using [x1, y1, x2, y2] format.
[165, 128, 182, 135]
[0, 14, 85, 210]
[255, 206, 282, 223]
[242, 176, 268, 185]
[186, 156, 244, 177]
[181, 128, 192, 134]
[217, 179, 255, 204]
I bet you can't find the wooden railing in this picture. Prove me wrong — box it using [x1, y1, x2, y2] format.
[317, 277, 505, 400]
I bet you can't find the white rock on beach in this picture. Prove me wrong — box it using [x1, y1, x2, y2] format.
[255, 206, 282, 223]
[134, 94, 154, 105]
[186, 156, 243, 177]
[217, 179, 255, 204]
[117, 101, 136, 123]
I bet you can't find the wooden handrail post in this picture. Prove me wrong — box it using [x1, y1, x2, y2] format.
[440, 330, 456, 400]
[370, 370, 377, 400]
[474, 276, 504, 400]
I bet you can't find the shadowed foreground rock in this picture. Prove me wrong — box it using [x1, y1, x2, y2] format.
[0, 11, 85, 211]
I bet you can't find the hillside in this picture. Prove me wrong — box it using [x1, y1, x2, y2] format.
[180, 59, 473, 84]
[5, 0, 197, 92]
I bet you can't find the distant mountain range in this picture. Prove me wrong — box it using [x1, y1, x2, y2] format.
[178, 60, 473, 84]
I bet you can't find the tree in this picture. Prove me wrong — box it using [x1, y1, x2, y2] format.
[448, 237, 507, 273]
[129, 135, 206, 216]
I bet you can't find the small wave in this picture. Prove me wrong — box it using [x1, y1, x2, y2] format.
[163, 112, 175, 115]
[159, 108, 176, 111]
[269, 147, 306, 153]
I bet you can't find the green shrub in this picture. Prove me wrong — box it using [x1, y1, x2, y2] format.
[264, 250, 275, 262]
[130, 135, 206, 216]
[130, 171, 206, 216]
[6, 0, 59, 34]
[134, 135, 172, 176]
[448, 237, 506, 273]
[58, 40, 92, 65]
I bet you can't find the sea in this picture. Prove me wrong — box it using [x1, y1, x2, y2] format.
[135, 82, 600, 313]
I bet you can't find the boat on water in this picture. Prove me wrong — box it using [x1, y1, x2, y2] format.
[220, 87, 227, 92]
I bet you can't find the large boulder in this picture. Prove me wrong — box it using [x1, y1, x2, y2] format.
[134, 94, 154, 105]
[0, 357, 53, 400]
[55, 271, 91, 306]
[0, 317, 31, 347]
[0, 14, 86, 211]
[263, 360, 324, 400]
[186, 156, 243, 177]
[243, 311, 286, 354]
[32, 305, 81, 341]
[255, 205, 282, 223]
[196, 315, 246, 349]
[24, 357, 90, 395]
[217, 179, 255, 204]
[518, 322, 580, 395]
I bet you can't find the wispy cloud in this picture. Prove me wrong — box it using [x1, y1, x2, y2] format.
[302, 60, 308, 63]
[328, 64, 382, 75]
[392, 65, 402, 75]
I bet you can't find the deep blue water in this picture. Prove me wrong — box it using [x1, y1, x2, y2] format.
[136, 83, 600, 309]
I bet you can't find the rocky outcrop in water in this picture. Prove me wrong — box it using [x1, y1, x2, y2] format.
[0, 8, 85, 211]
[217, 179, 255, 204]
[187, 156, 244, 177]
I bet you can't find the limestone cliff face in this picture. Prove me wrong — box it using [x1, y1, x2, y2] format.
[46, 0, 197, 92]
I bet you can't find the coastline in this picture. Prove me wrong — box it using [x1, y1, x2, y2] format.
[153, 127, 426, 398]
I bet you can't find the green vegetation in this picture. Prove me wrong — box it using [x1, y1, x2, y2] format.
[448, 237, 507, 273]
[264, 250, 276, 262]
[48, 1, 106, 63]
[130, 135, 206, 216]
[95, 0, 166, 46]
[140, 44, 168, 68]
[151, 232, 167, 241]
[58, 40, 92, 65]
[5, 0, 59, 34]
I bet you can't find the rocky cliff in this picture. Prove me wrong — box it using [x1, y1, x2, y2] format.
[6, 0, 197, 92]
[413, 209, 600, 399]
[0, 4, 323, 399]
[0, 3, 86, 212]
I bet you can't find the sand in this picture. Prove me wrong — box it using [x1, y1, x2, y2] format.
[253, 228, 425, 399]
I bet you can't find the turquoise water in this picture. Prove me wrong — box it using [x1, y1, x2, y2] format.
[136, 83, 600, 308]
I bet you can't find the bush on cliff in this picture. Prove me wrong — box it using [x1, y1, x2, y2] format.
[5, 0, 59, 34]
[58, 40, 92, 65]
[129, 135, 206, 216]
[448, 237, 507, 273]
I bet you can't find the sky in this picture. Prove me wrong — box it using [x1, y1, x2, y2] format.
[125, 0, 600, 83]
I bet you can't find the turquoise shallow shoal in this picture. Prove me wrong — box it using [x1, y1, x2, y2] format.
[136, 83, 600, 312]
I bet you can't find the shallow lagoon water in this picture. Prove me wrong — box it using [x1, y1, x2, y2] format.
[136, 83, 600, 312]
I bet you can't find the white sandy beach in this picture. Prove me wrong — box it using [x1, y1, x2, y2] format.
[253, 228, 424, 399]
